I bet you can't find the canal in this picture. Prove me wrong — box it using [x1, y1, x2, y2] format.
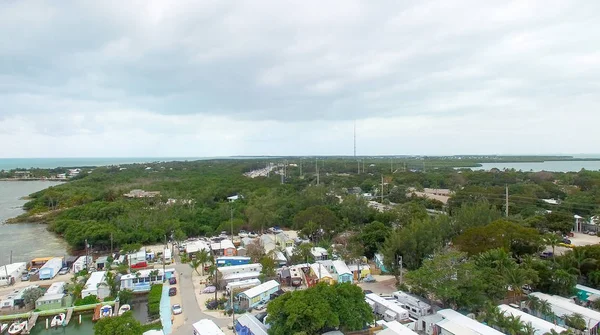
[28, 314, 94, 335]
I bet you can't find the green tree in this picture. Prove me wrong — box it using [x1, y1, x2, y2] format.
[94, 312, 143, 335]
[118, 289, 133, 305]
[564, 313, 586, 331]
[259, 254, 277, 281]
[544, 234, 562, 262]
[104, 271, 119, 298]
[357, 221, 391, 259]
[454, 220, 542, 256]
[189, 258, 202, 276]
[22, 287, 44, 305]
[293, 206, 341, 240]
[267, 283, 373, 335]
[197, 249, 210, 276]
[450, 200, 501, 235]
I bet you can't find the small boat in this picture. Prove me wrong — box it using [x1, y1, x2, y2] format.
[1, 323, 9, 333]
[7, 321, 27, 335]
[50, 313, 65, 327]
[117, 304, 131, 316]
[100, 305, 112, 318]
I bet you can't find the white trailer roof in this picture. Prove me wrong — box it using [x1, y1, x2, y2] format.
[530, 292, 600, 328]
[240, 280, 279, 299]
[332, 260, 352, 275]
[379, 320, 419, 335]
[498, 304, 567, 335]
[310, 263, 333, 279]
[437, 309, 504, 335]
[365, 293, 409, 321]
[192, 319, 224, 335]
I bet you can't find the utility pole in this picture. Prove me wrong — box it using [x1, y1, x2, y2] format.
[390, 159, 393, 173]
[381, 175, 384, 203]
[110, 233, 113, 256]
[10, 250, 12, 264]
[316, 158, 319, 185]
[357, 160, 360, 174]
[163, 234, 167, 282]
[397, 255, 403, 284]
[505, 185, 509, 217]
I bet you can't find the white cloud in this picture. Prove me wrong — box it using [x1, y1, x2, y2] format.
[0, 0, 599, 157]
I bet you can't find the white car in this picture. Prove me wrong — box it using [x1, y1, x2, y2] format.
[255, 303, 267, 310]
[172, 304, 182, 315]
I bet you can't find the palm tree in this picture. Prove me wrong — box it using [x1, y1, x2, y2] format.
[104, 271, 118, 298]
[539, 299, 554, 321]
[197, 249, 210, 276]
[503, 267, 532, 303]
[525, 295, 541, 315]
[476, 248, 516, 271]
[544, 234, 562, 263]
[564, 313, 586, 331]
[481, 303, 503, 329]
[522, 322, 536, 335]
[189, 258, 202, 276]
[563, 248, 596, 276]
[501, 315, 525, 335]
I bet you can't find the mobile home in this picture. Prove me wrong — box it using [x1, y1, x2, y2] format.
[365, 293, 410, 323]
[218, 263, 262, 277]
[530, 292, 600, 332]
[226, 278, 261, 295]
[237, 280, 280, 309]
[378, 320, 419, 335]
[1, 285, 39, 308]
[35, 282, 68, 311]
[0, 262, 26, 286]
[216, 256, 251, 267]
[82, 271, 108, 299]
[498, 304, 567, 335]
[434, 309, 504, 335]
[235, 313, 268, 335]
[71, 256, 92, 273]
[192, 319, 225, 335]
[120, 268, 175, 292]
[332, 260, 353, 283]
[211, 239, 237, 256]
[309, 263, 334, 285]
[392, 291, 431, 319]
[39, 257, 63, 280]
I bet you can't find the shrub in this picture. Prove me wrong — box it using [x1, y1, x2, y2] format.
[75, 295, 100, 306]
[147, 285, 163, 318]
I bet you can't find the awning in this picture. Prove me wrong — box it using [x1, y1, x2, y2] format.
[589, 294, 600, 302]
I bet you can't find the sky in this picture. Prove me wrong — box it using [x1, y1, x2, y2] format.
[1, 0, 599, 158]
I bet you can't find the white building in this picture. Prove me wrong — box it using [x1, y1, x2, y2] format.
[185, 240, 210, 254]
[497, 304, 567, 335]
[218, 264, 262, 277]
[1, 285, 39, 308]
[392, 291, 431, 318]
[163, 248, 172, 263]
[46, 281, 66, 295]
[237, 280, 280, 309]
[39, 258, 63, 280]
[435, 309, 504, 335]
[226, 279, 261, 294]
[71, 256, 92, 273]
[530, 292, 600, 332]
[365, 293, 410, 323]
[378, 320, 419, 335]
[120, 268, 175, 292]
[221, 272, 261, 286]
[192, 319, 225, 335]
[211, 239, 237, 256]
[0, 262, 26, 286]
[235, 313, 269, 335]
[310, 247, 328, 261]
[82, 271, 109, 299]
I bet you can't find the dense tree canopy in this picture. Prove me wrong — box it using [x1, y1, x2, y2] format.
[94, 312, 142, 335]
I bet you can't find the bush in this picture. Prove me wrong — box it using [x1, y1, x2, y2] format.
[118, 289, 134, 305]
[75, 295, 100, 306]
[147, 285, 163, 318]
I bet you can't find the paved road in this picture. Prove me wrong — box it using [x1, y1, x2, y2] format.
[171, 258, 231, 335]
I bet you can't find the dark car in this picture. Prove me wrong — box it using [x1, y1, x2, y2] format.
[562, 238, 572, 244]
[169, 287, 177, 296]
[169, 277, 177, 285]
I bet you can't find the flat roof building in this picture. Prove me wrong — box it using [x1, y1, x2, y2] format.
[0, 262, 26, 286]
[435, 309, 504, 335]
[192, 319, 224, 335]
[235, 313, 268, 335]
[498, 304, 567, 335]
[82, 271, 108, 299]
[530, 292, 600, 331]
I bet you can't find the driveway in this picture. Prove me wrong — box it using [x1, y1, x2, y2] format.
[171, 256, 231, 335]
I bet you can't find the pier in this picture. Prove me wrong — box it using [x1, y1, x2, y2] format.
[92, 305, 101, 322]
[21, 312, 38, 335]
[64, 307, 74, 326]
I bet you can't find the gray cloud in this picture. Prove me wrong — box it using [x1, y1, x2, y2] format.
[1, 0, 599, 156]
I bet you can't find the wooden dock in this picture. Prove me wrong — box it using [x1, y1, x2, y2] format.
[114, 301, 120, 317]
[64, 307, 74, 326]
[92, 305, 101, 322]
[21, 312, 38, 334]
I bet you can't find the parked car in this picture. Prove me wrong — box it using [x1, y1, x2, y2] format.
[21, 274, 30, 281]
[559, 243, 575, 248]
[238, 230, 248, 238]
[589, 231, 597, 236]
[58, 267, 69, 275]
[169, 277, 177, 285]
[291, 278, 302, 287]
[540, 251, 554, 259]
[29, 268, 39, 276]
[562, 238, 572, 244]
[268, 227, 283, 234]
[169, 287, 177, 296]
[202, 286, 216, 294]
[363, 290, 373, 295]
[255, 312, 268, 323]
[255, 302, 267, 310]
[172, 304, 182, 315]
[363, 274, 376, 283]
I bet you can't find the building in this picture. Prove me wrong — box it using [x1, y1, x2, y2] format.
[221, 272, 262, 287]
[574, 214, 586, 233]
[185, 240, 211, 255]
[309, 263, 334, 285]
[237, 280, 280, 309]
[226, 279, 261, 295]
[577, 284, 600, 302]
[39, 257, 63, 280]
[378, 320, 419, 335]
[35, 282, 70, 311]
[392, 291, 431, 319]
[123, 189, 161, 198]
[272, 251, 287, 267]
[375, 253, 389, 273]
[260, 235, 277, 253]
[218, 264, 263, 277]
[128, 249, 148, 268]
[0, 262, 26, 286]
[530, 292, 600, 331]
[351, 263, 371, 280]
[434, 309, 505, 335]
[497, 304, 567, 335]
[30, 257, 54, 268]
[120, 268, 175, 292]
[95, 256, 109, 270]
[71, 256, 92, 273]
[274, 233, 294, 248]
[310, 247, 328, 261]
[1, 285, 39, 308]
[331, 260, 353, 283]
[365, 293, 410, 323]
[193, 319, 225, 335]
[163, 248, 172, 263]
[211, 240, 237, 256]
[235, 313, 268, 335]
[82, 271, 109, 299]
[217, 256, 251, 267]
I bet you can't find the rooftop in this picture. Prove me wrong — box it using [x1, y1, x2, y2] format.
[530, 292, 600, 327]
[236, 313, 269, 335]
[437, 309, 504, 335]
[211, 239, 235, 250]
[310, 263, 333, 279]
[332, 260, 352, 275]
[36, 293, 64, 303]
[498, 304, 567, 335]
[239, 280, 280, 299]
[192, 319, 224, 335]
[0, 262, 26, 275]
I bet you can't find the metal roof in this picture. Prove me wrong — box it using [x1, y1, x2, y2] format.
[498, 304, 567, 335]
[437, 309, 504, 335]
[239, 280, 280, 299]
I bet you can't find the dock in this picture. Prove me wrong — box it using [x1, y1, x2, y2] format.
[64, 307, 74, 326]
[92, 305, 101, 322]
[114, 301, 120, 316]
[21, 312, 38, 334]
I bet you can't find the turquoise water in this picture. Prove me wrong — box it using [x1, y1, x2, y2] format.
[28, 314, 94, 335]
[473, 161, 600, 173]
[160, 284, 172, 335]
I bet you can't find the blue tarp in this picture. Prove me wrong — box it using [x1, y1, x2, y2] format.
[160, 283, 172, 334]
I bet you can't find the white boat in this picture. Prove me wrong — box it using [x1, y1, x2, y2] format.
[7, 321, 27, 335]
[1, 323, 9, 333]
[100, 305, 112, 318]
[50, 313, 65, 327]
[117, 304, 131, 316]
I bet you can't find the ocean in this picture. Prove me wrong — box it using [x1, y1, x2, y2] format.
[0, 181, 69, 263]
[473, 160, 600, 173]
[0, 157, 203, 170]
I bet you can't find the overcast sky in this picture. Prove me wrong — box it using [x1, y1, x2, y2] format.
[1, 1, 599, 158]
